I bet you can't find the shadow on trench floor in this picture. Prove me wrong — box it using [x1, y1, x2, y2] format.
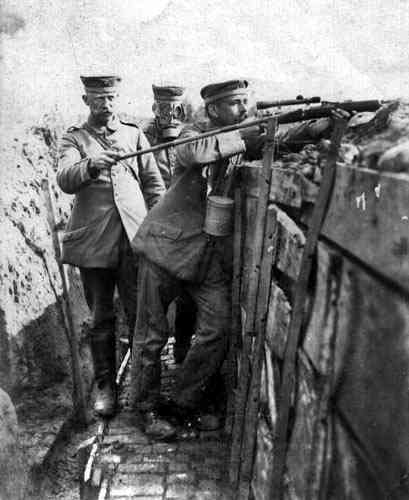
[40, 339, 234, 500]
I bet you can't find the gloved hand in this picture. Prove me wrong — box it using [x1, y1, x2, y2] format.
[240, 125, 266, 161]
[330, 108, 353, 125]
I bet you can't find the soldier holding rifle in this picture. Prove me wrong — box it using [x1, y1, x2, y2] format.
[57, 76, 165, 417]
[128, 79, 266, 439]
[127, 80, 369, 440]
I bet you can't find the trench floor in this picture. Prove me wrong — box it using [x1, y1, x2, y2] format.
[87, 340, 233, 500]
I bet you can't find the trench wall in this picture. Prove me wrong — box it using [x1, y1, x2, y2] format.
[0, 119, 92, 396]
[240, 157, 409, 499]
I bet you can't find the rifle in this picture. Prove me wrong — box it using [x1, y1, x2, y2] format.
[117, 99, 383, 162]
[256, 95, 321, 109]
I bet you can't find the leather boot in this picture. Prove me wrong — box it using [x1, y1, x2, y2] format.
[90, 324, 117, 417]
[141, 410, 176, 440]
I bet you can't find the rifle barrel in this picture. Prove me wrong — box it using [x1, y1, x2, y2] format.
[118, 100, 383, 161]
[275, 99, 382, 124]
[118, 116, 276, 161]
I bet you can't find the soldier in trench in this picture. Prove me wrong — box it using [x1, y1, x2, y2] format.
[128, 79, 266, 439]
[56, 75, 165, 417]
[142, 84, 196, 365]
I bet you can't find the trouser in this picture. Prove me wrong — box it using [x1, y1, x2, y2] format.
[80, 236, 138, 353]
[129, 255, 231, 411]
[173, 293, 196, 363]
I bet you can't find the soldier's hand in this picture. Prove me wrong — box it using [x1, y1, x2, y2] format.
[239, 124, 263, 142]
[331, 108, 353, 124]
[240, 126, 266, 160]
[89, 150, 121, 171]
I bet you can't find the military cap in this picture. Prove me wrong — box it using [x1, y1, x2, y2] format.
[200, 79, 248, 104]
[80, 75, 121, 94]
[152, 84, 186, 102]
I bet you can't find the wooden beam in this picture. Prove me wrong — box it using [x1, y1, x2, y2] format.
[229, 119, 277, 489]
[268, 120, 347, 500]
[41, 178, 87, 425]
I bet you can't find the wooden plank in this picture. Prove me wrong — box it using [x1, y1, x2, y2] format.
[270, 168, 319, 208]
[225, 187, 244, 434]
[229, 120, 277, 489]
[302, 244, 340, 375]
[276, 208, 306, 281]
[239, 205, 278, 487]
[265, 282, 291, 359]
[251, 418, 274, 500]
[269, 120, 347, 500]
[320, 166, 409, 291]
[285, 353, 320, 500]
[332, 257, 409, 497]
[259, 345, 278, 429]
[241, 170, 260, 304]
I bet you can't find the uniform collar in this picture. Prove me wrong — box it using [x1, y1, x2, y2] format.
[86, 114, 120, 133]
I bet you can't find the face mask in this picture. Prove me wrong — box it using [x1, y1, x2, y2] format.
[154, 101, 186, 139]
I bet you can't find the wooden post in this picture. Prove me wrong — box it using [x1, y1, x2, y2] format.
[238, 204, 278, 499]
[229, 118, 277, 488]
[225, 187, 244, 434]
[41, 178, 87, 425]
[268, 119, 347, 500]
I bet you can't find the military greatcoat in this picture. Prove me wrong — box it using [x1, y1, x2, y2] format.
[57, 116, 165, 268]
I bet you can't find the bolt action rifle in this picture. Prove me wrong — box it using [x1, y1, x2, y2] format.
[118, 99, 383, 162]
[116, 99, 383, 283]
[257, 98, 382, 118]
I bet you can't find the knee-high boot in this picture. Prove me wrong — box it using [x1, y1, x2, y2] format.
[90, 320, 117, 417]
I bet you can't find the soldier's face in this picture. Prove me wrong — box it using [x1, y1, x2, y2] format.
[83, 92, 119, 122]
[213, 96, 249, 125]
[154, 100, 186, 139]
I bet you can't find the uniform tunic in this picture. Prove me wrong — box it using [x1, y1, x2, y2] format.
[57, 116, 166, 268]
[57, 115, 165, 336]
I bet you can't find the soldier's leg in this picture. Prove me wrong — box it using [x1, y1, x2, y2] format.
[128, 258, 178, 409]
[117, 235, 139, 348]
[172, 255, 231, 415]
[173, 293, 196, 364]
[80, 268, 117, 417]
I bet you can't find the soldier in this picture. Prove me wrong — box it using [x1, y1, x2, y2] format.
[143, 84, 187, 187]
[143, 84, 196, 365]
[129, 79, 265, 439]
[57, 75, 166, 417]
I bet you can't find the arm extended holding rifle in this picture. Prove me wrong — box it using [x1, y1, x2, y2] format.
[117, 99, 383, 162]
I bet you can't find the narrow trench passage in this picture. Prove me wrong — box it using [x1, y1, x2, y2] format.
[94, 339, 232, 499]
[40, 338, 233, 500]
